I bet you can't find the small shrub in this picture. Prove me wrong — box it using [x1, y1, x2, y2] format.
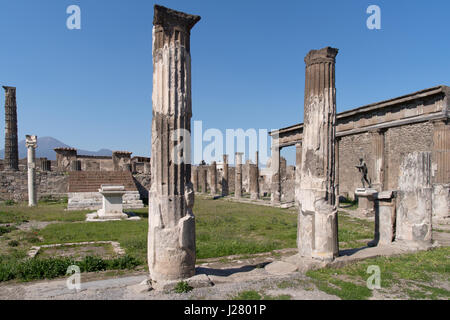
[233, 290, 262, 300]
[4, 200, 16, 206]
[174, 281, 193, 293]
[0, 225, 17, 236]
[78, 256, 107, 272]
[8, 240, 19, 247]
[107, 255, 141, 270]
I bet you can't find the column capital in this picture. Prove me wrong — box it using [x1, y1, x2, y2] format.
[25, 135, 37, 149]
[153, 5, 201, 32]
[2, 86, 16, 93]
[430, 118, 449, 128]
[368, 127, 387, 135]
[304, 47, 338, 66]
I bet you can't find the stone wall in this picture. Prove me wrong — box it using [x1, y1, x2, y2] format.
[0, 170, 68, 201]
[0, 169, 151, 203]
[338, 121, 434, 199]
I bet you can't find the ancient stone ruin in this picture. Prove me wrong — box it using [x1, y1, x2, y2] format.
[3, 86, 19, 171]
[297, 47, 339, 261]
[25, 135, 37, 207]
[148, 4, 200, 287]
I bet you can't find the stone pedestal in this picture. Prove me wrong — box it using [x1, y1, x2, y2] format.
[26, 135, 37, 207]
[297, 47, 339, 262]
[97, 185, 128, 219]
[355, 188, 378, 217]
[148, 4, 200, 287]
[396, 152, 433, 248]
[371, 191, 397, 246]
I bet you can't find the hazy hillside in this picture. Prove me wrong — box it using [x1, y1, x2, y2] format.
[0, 137, 113, 160]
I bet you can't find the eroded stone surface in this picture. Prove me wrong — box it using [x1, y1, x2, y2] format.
[148, 4, 200, 287]
[297, 47, 339, 261]
[396, 152, 433, 248]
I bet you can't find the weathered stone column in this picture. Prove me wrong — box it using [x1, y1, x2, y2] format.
[334, 137, 340, 206]
[235, 152, 243, 198]
[370, 128, 385, 192]
[270, 146, 281, 204]
[192, 166, 199, 193]
[431, 119, 450, 219]
[222, 154, 229, 196]
[210, 161, 217, 195]
[26, 135, 37, 207]
[148, 5, 200, 286]
[295, 143, 302, 205]
[3, 86, 19, 171]
[250, 152, 260, 200]
[297, 47, 339, 261]
[396, 152, 433, 248]
[112, 151, 132, 171]
[200, 167, 207, 193]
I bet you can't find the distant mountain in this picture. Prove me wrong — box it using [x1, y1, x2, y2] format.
[0, 137, 113, 160]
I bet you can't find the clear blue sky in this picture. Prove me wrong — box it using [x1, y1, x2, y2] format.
[0, 0, 448, 165]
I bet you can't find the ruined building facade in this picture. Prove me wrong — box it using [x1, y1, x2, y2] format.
[270, 85, 450, 218]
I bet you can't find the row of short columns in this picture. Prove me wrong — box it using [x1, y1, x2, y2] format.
[191, 151, 261, 198]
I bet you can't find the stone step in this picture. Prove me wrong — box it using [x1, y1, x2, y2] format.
[68, 171, 138, 192]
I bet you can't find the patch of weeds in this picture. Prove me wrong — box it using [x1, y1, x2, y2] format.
[0, 225, 17, 236]
[262, 294, 291, 300]
[7, 240, 19, 247]
[174, 281, 193, 293]
[232, 290, 262, 300]
[4, 200, 16, 206]
[277, 280, 295, 289]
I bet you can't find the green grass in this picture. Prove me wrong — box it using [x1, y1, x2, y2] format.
[232, 290, 262, 300]
[0, 202, 88, 223]
[174, 281, 193, 293]
[338, 212, 374, 249]
[1, 199, 377, 269]
[306, 247, 450, 300]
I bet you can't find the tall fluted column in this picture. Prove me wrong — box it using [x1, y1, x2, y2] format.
[222, 154, 229, 196]
[370, 128, 385, 192]
[270, 146, 281, 204]
[3, 86, 19, 171]
[431, 119, 450, 219]
[235, 152, 243, 198]
[201, 166, 207, 193]
[250, 151, 260, 200]
[295, 143, 302, 205]
[210, 161, 217, 195]
[297, 47, 339, 261]
[192, 166, 199, 193]
[148, 5, 200, 286]
[26, 135, 37, 206]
